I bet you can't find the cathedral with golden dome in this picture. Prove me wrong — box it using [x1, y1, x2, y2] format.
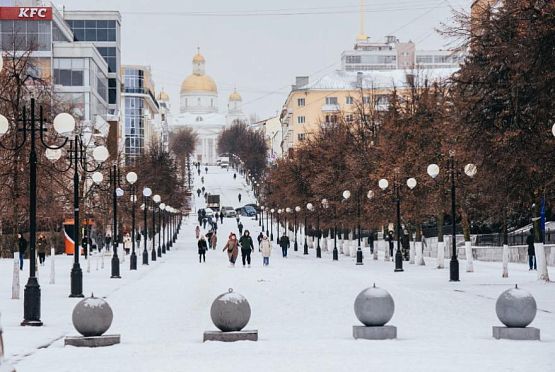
[169, 49, 249, 164]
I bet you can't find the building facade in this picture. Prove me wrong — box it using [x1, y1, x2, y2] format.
[121, 65, 161, 164]
[170, 50, 248, 165]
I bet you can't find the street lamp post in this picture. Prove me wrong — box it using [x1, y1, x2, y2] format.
[160, 203, 167, 254]
[270, 209, 274, 241]
[0, 97, 76, 326]
[343, 189, 368, 265]
[307, 202, 322, 258]
[304, 204, 309, 255]
[126, 172, 138, 270]
[378, 177, 417, 272]
[277, 209, 281, 238]
[261, 206, 265, 232]
[294, 206, 301, 251]
[428, 156, 477, 282]
[152, 194, 161, 261]
[142, 187, 152, 265]
[322, 199, 337, 261]
[111, 166, 124, 278]
[285, 207, 292, 246]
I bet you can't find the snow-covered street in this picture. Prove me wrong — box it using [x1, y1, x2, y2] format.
[1, 167, 553, 372]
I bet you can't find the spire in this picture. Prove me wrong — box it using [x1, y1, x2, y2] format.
[356, 0, 368, 41]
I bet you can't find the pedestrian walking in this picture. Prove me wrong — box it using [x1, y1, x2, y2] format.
[279, 232, 290, 257]
[239, 230, 254, 267]
[368, 232, 375, 254]
[526, 228, 537, 270]
[197, 169, 201, 176]
[198, 235, 208, 263]
[261, 233, 272, 266]
[223, 233, 239, 266]
[212, 221, 218, 233]
[195, 225, 201, 239]
[220, 212, 224, 224]
[238, 221, 244, 235]
[18, 233, 27, 270]
[197, 188, 201, 197]
[387, 231, 394, 261]
[37, 234, 47, 266]
[233, 173, 237, 180]
[236, 216, 240, 225]
[238, 193, 242, 203]
[105, 232, 112, 252]
[401, 230, 410, 261]
[257, 232, 264, 251]
[215, 212, 219, 222]
[210, 232, 218, 250]
[123, 233, 132, 255]
[201, 176, 204, 184]
[203, 217, 207, 229]
[205, 166, 208, 174]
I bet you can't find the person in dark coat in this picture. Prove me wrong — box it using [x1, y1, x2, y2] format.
[198, 235, 208, 263]
[202, 217, 207, 229]
[233, 173, 237, 180]
[387, 231, 394, 261]
[279, 232, 290, 257]
[401, 230, 410, 261]
[37, 234, 47, 265]
[238, 193, 242, 203]
[238, 221, 244, 235]
[18, 234, 27, 270]
[220, 212, 224, 224]
[197, 188, 201, 197]
[257, 232, 264, 251]
[368, 232, 375, 254]
[239, 230, 254, 267]
[205, 166, 208, 174]
[215, 212, 219, 221]
[526, 228, 537, 270]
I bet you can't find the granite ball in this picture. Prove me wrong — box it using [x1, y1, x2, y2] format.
[72, 294, 113, 337]
[496, 285, 537, 328]
[354, 284, 395, 327]
[210, 289, 251, 332]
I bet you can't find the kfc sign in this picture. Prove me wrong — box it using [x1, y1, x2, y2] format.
[0, 7, 52, 21]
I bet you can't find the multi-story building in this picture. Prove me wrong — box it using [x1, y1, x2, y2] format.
[121, 65, 161, 164]
[280, 69, 455, 155]
[0, 2, 111, 123]
[254, 116, 282, 162]
[341, 35, 465, 72]
[156, 90, 171, 152]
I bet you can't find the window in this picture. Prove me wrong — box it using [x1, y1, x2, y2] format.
[325, 115, 337, 124]
[297, 116, 305, 124]
[124, 96, 145, 161]
[53, 58, 85, 86]
[0, 20, 51, 51]
[67, 19, 118, 42]
[345, 55, 361, 64]
[108, 78, 117, 105]
[298, 133, 306, 141]
[297, 98, 305, 107]
[96, 47, 117, 73]
[346, 96, 353, 105]
[325, 97, 338, 105]
[123, 68, 144, 93]
[363, 96, 371, 104]
[346, 114, 354, 122]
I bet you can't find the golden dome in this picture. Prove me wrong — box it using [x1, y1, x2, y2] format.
[180, 74, 217, 94]
[229, 90, 242, 102]
[192, 52, 205, 64]
[157, 90, 170, 101]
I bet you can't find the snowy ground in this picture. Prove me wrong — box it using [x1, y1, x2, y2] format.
[1, 166, 554, 372]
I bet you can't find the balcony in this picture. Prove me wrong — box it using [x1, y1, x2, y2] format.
[321, 104, 340, 113]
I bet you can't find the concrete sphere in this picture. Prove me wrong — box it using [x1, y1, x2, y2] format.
[72, 295, 113, 337]
[210, 289, 251, 332]
[354, 285, 395, 327]
[496, 285, 537, 328]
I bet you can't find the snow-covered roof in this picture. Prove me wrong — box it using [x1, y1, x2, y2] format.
[297, 68, 458, 91]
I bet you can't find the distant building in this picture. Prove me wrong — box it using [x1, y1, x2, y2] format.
[170, 50, 249, 165]
[255, 116, 282, 162]
[120, 65, 162, 164]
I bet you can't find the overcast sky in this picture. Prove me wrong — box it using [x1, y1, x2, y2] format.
[61, 0, 472, 120]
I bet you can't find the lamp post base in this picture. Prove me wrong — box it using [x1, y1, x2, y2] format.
[151, 247, 157, 262]
[111, 255, 121, 278]
[21, 276, 43, 326]
[130, 252, 137, 270]
[316, 246, 321, 258]
[394, 250, 404, 272]
[449, 258, 460, 282]
[142, 250, 149, 265]
[356, 248, 363, 265]
[303, 242, 308, 255]
[69, 263, 84, 297]
[333, 248, 338, 261]
[294, 241, 298, 251]
[157, 246, 162, 257]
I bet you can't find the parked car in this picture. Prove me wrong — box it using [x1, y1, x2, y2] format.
[235, 205, 256, 217]
[221, 206, 237, 218]
[244, 203, 261, 212]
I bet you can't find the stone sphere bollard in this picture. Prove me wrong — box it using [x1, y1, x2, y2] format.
[72, 294, 113, 337]
[354, 284, 395, 327]
[210, 288, 251, 332]
[496, 285, 537, 328]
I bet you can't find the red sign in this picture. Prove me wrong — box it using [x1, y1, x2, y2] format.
[0, 7, 52, 21]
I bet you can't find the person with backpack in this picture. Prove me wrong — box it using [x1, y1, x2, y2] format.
[198, 235, 208, 263]
[279, 232, 290, 258]
[260, 233, 272, 266]
[223, 233, 239, 267]
[239, 230, 255, 267]
[18, 234, 27, 270]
